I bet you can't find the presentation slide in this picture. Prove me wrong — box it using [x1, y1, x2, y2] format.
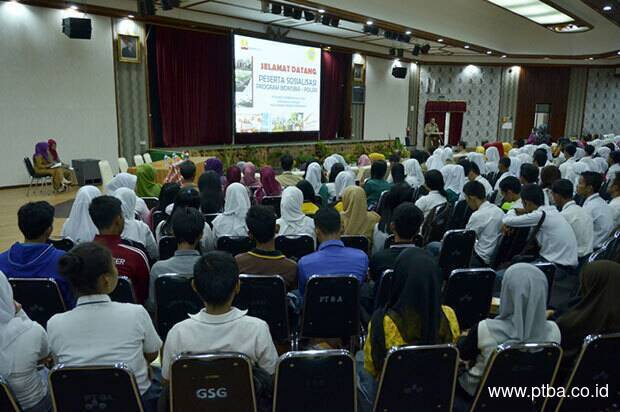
[234, 35, 321, 133]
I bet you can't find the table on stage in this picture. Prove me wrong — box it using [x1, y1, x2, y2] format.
[127, 156, 211, 185]
[425, 132, 444, 150]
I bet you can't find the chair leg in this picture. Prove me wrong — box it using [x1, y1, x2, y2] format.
[27, 177, 33, 196]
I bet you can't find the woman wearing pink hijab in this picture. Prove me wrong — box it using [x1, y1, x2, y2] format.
[242, 162, 260, 188]
[357, 154, 371, 167]
[255, 166, 282, 204]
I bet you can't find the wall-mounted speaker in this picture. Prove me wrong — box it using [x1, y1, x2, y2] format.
[62, 17, 92, 39]
[392, 66, 407, 79]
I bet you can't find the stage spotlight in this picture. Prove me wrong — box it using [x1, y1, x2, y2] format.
[271, 3, 282, 15]
[412, 45, 421, 56]
[330, 16, 339, 27]
[321, 15, 331, 25]
[421, 44, 431, 54]
[292, 7, 302, 19]
[283, 5, 293, 17]
[304, 10, 315, 21]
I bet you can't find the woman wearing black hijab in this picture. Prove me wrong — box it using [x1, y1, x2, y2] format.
[198, 171, 224, 214]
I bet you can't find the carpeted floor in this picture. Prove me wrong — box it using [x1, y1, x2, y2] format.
[54, 199, 74, 218]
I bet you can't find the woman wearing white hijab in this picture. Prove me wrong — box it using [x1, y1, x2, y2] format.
[0, 273, 51, 412]
[508, 156, 522, 177]
[441, 147, 453, 164]
[517, 153, 532, 165]
[212, 182, 251, 240]
[575, 147, 585, 161]
[105, 173, 149, 220]
[467, 152, 487, 175]
[425, 154, 444, 171]
[61, 185, 101, 244]
[276, 187, 316, 241]
[484, 146, 500, 174]
[323, 155, 338, 173]
[457, 263, 560, 396]
[333, 171, 356, 211]
[404, 158, 424, 188]
[113, 187, 158, 260]
[440, 164, 466, 202]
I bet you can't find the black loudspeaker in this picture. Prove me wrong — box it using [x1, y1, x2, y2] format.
[392, 67, 407, 79]
[62, 18, 92, 39]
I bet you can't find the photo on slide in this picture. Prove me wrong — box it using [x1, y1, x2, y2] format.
[235, 56, 253, 108]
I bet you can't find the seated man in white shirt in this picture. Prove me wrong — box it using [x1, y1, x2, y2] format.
[493, 157, 512, 191]
[577, 171, 615, 249]
[579, 145, 597, 172]
[608, 172, 620, 227]
[463, 181, 505, 266]
[559, 143, 577, 183]
[161, 251, 278, 400]
[499, 176, 522, 211]
[520, 163, 550, 205]
[551, 179, 594, 266]
[462, 160, 493, 196]
[414, 170, 448, 219]
[502, 184, 579, 309]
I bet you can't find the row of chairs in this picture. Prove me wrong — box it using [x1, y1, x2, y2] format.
[98, 154, 152, 188]
[3, 333, 618, 412]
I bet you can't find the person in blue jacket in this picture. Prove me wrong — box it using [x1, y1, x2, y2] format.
[0, 201, 74, 307]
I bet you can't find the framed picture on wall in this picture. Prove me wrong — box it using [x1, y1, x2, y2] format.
[118, 34, 140, 63]
[353, 63, 365, 83]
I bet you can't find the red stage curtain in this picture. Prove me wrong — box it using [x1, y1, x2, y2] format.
[155, 27, 232, 146]
[320, 50, 352, 140]
[424, 101, 467, 146]
[448, 112, 464, 145]
[424, 102, 447, 135]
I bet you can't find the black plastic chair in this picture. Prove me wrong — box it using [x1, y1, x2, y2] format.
[203, 213, 220, 228]
[261, 196, 282, 217]
[383, 235, 423, 249]
[48, 237, 74, 252]
[491, 226, 531, 269]
[273, 350, 356, 412]
[443, 268, 496, 330]
[275, 235, 315, 260]
[9, 278, 66, 328]
[341, 235, 370, 254]
[233, 275, 290, 343]
[24, 157, 52, 196]
[108, 276, 136, 304]
[374, 344, 459, 412]
[556, 333, 620, 412]
[372, 190, 389, 212]
[170, 353, 256, 412]
[159, 236, 178, 261]
[0, 375, 20, 412]
[421, 202, 454, 245]
[49, 364, 143, 412]
[470, 343, 562, 412]
[487, 189, 499, 205]
[438, 230, 476, 279]
[155, 275, 203, 340]
[447, 200, 473, 230]
[152, 211, 167, 234]
[141, 196, 159, 210]
[374, 269, 394, 310]
[412, 186, 429, 203]
[533, 262, 555, 306]
[217, 236, 255, 257]
[296, 275, 360, 351]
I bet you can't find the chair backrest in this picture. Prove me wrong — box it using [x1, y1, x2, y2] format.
[374, 269, 394, 310]
[261, 196, 282, 217]
[273, 350, 356, 412]
[487, 189, 499, 205]
[133, 154, 144, 166]
[217, 236, 255, 257]
[341, 235, 369, 254]
[143, 153, 153, 164]
[374, 190, 389, 212]
[491, 226, 531, 269]
[118, 157, 129, 173]
[23, 157, 37, 177]
[438, 230, 475, 278]
[48, 237, 74, 252]
[374, 344, 459, 412]
[203, 213, 220, 228]
[170, 353, 256, 412]
[471, 343, 562, 412]
[98, 160, 114, 188]
[421, 202, 453, 245]
[108, 276, 136, 304]
[533, 262, 555, 305]
[412, 185, 429, 203]
[155, 275, 203, 339]
[443, 268, 496, 330]
[159, 236, 178, 261]
[49, 364, 143, 412]
[233, 275, 289, 342]
[301, 275, 360, 339]
[447, 199, 473, 230]
[0, 375, 20, 412]
[556, 333, 620, 412]
[152, 211, 167, 233]
[275, 235, 315, 260]
[141, 197, 159, 210]
[9, 278, 66, 328]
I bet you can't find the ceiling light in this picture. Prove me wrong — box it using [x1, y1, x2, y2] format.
[486, 50, 492, 55]
[501, 55, 507, 58]
[128, 14, 135, 18]
[405, 30, 412, 35]
[366, 20, 373, 25]
[588, 57, 594, 60]
[70, 4, 78, 10]
[617, 51, 620, 55]
[544, 56, 549, 60]
[603, 5, 612, 11]
[437, 38, 444, 42]
[487, 0, 574, 25]
[464, 45, 470, 49]
[318, 9, 325, 13]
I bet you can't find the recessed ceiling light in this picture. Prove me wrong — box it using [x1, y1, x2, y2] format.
[318, 9, 325, 13]
[617, 50, 620, 55]
[128, 14, 135, 18]
[437, 38, 444, 42]
[486, 51, 492, 55]
[366, 20, 373, 25]
[588, 57, 594, 60]
[70, 4, 78, 10]
[405, 30, 412, 35]
[487, 0, 574, 25]
[603, 5, 612, 11]
[501, 55, 507, 58]
[464, 45, 470, 49]
[544, 57, 550, 60]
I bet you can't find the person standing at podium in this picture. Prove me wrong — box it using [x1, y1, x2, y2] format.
[424, 118, 440, 152]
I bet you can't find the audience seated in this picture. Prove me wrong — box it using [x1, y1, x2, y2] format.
[532, 148, 549, 170]
[197, 171, 223, 214]
[212, 183, 251, 240]
[235, 205, 297, 291]
[296, 180, 320, 215]
[61, 185, 101, 244]
[441, 164, 465, 202]
[114, 188, 158, 260]
[0, 201, 73, 306]
[415, 170, 448, 218]
[256, 166, 282, 204]
[464, 160, 492, 196]
[463, 181, 505, 266]
[499, 176, 522, 211]
[577, 172, 614, 249]
[607, 151, 620, 182]
[224, 166, 242, 192]
[457, 263, 560, 397]
[204, 157, 226, 187]
[552, 179, 594, 265]
[48, 242, 162, 410]
[275, 154, 302, 188]
[0, 274, 52, 412]
[389, 163, 406, 186]
[106, 172, 150, 221]
[161, 251, 278, 389]
[364, 160, 391, 206]
[89, 196, 150, 304]
[297, 207, 368, 296]
[145, 182, 180, 230]
[608, 172, 620, 225]
[178, 160, 196, 188]
[147, 207, 204, 311]
[332, 170, 356, 212]
[540, 165, 561, 207]
[559, 143, 578, 183]
[341, 186, 381, 246]
[241, 162, 260, 190]
[403, 158, 424, 188]
[485, 146, 500, 174]
[326, 163, 345, 202]
[372, 184, 415, 255]
[276, 186, 316, 241]
[493, 156, 512, 190]
[136, 164, 162, 202]
[304, 162, 330, 207]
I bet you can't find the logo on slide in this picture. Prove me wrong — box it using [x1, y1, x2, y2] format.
[307, 48, 317, 61]
[240, 38, 249, 50]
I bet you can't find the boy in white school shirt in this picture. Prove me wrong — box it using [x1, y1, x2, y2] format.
[161, 251, 278, 387]
[577, 171, 615, 249]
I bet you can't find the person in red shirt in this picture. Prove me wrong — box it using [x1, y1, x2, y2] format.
[88, 196, 150, 304]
